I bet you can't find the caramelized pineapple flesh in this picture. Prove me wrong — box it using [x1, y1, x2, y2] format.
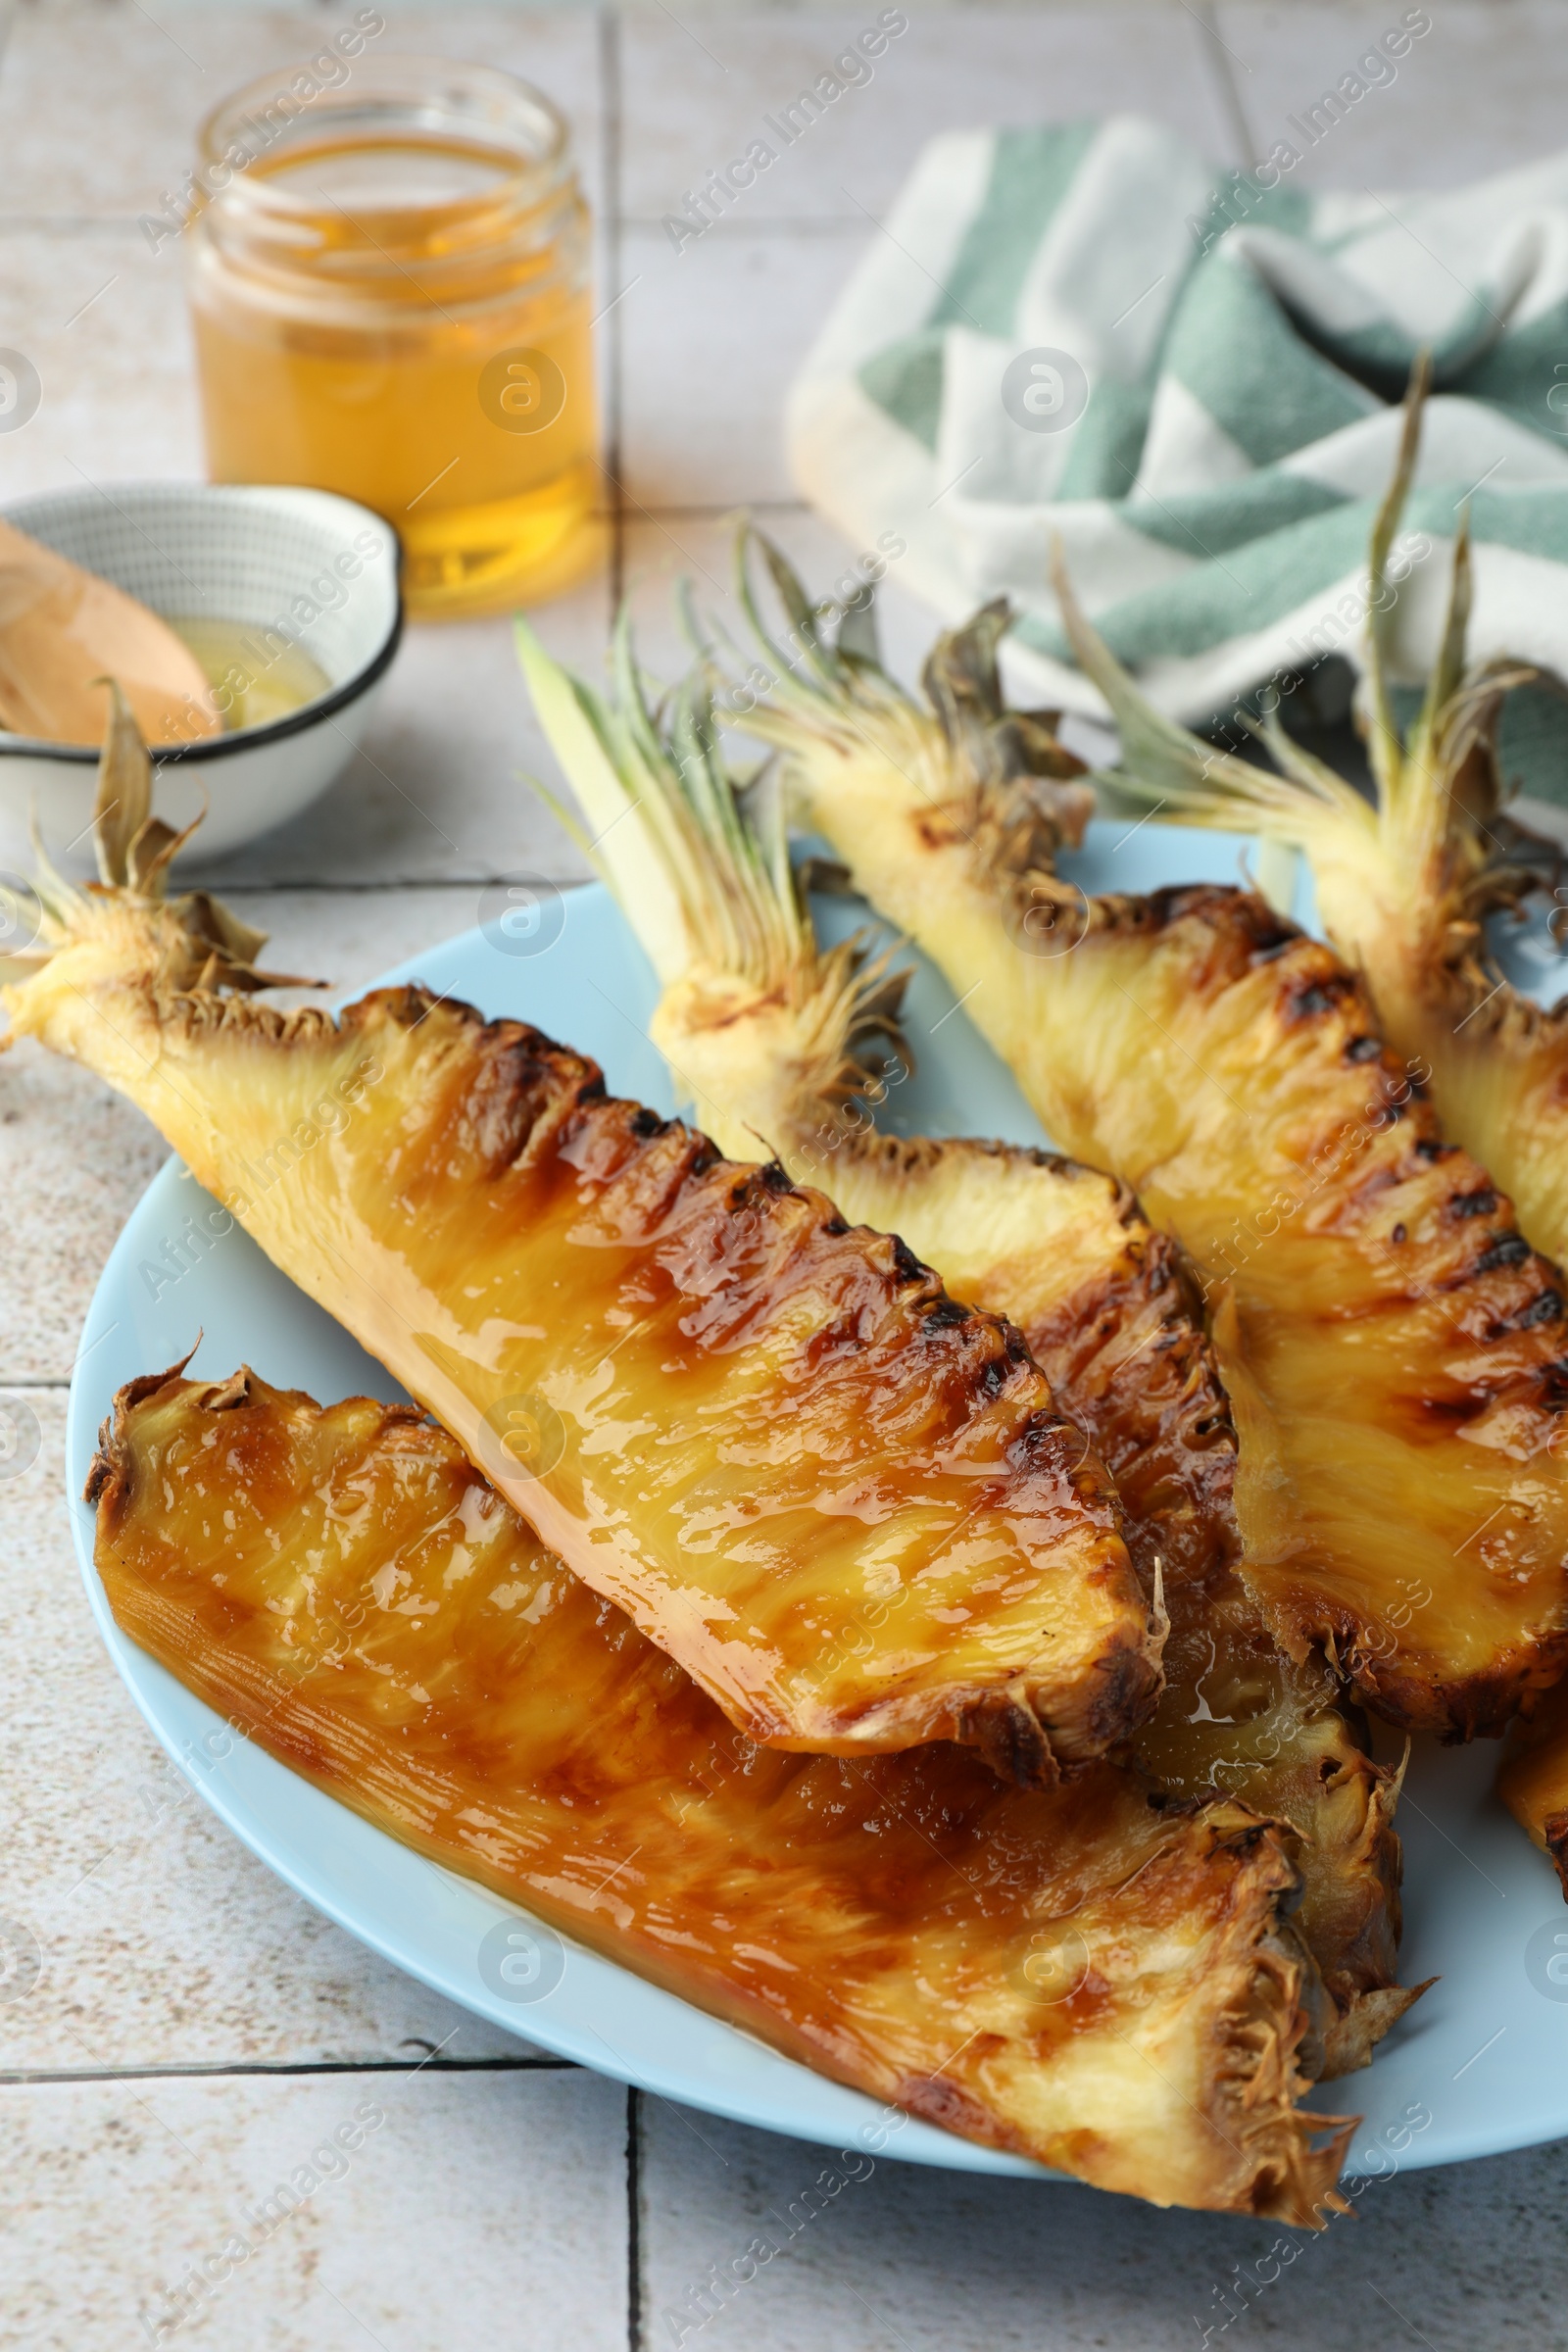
[514, 611, 1410, 2061]
[2, 932, 1159, 1776]
[758, 1133, 1411, 2071]
[1403, 986, 1568, 1284]
[89, 1367, 1351, 2222]
[786, 751, 1568, 1738]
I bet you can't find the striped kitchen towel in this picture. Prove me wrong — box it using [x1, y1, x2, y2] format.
[785, 111, 1568, 806]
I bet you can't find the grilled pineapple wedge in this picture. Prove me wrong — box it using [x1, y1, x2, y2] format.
[518, 623, 1413, 2072]
[1000, 385, 1568, 1892]
[1070, 356, 1568, 1276]
[718, 536, 1568, 1741]
[89, 1363, 1353, 2220]
[0, 701, 1161, 1781]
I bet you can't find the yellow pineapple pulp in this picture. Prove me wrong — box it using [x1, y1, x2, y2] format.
[89, 1363, 1353, 2222]
[1059, 353, 1568, 1282]
[0, 696, 1160, 1781]
[715, 533, 1568, 1741]
[518, 622, 1413, 2071]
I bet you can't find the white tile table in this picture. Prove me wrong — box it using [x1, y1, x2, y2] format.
[2, 4, 1567, 2344]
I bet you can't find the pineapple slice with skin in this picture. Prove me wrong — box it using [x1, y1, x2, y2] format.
[1060, 354, 1568, 1276]
[716, 534, 1568, 1743]
[980, 381, 1568, 1891]
[517, 626, 1415, 2074]
[90, 1363, 1354, 2223]
[0, 697, 1161, 1784]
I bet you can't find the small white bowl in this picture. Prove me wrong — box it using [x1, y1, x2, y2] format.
[0, 482, 403, 872]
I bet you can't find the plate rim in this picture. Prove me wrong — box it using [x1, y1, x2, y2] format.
[62, 867, 1568, 2184]
[68, 1462, 1043, 2174]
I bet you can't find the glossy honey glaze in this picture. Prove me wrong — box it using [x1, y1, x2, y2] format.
[792, 729, 1568, 1740]
[1006, 1173, 1410, 2068]
[89, 1369, 1348, 2220]
[1004, 884, 1568, 1739]
[9, 959, 1160, 1775]
[662, 1104, 1408, 2069]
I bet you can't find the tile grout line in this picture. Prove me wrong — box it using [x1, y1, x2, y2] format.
[0, 216, 872, 238]
[626, 2083, 644, 2352]
[1191, 0, 1258, 166]
[0, 2058, 580, 2085]
[601, 2, 627, 611]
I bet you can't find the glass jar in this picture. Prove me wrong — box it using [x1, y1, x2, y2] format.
[187, 56, 601, 618]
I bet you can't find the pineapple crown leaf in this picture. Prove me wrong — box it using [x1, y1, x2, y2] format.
[722, 527, 1090, 866]
[1, 681, 319, 1001]
[1420, 497, 1475, 753]
[1355, 362, 1544, 871]
[835, 581, 882, 670]
[728, 525, 856, 713]
[1048, 541, 1365, 848]
[1053, 354, 1540, 877]
[514, 594, 913, 1079]
[922, 597, 1089, 797]
[91, 677, 153, 889]
[1363, 347, 1431, 791]
[519, 604, 802, 990]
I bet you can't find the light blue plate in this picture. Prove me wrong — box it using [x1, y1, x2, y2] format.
[65, 820, 1568, 2180]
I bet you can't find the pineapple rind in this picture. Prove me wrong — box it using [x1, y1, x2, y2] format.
[2, 915, 1160, 1774]
[90, 1366, 1354, 2223]
[755, 1125, 1412, 2072]
[779, 739, 1568, 1738]
[528, 621, 1411, 2066]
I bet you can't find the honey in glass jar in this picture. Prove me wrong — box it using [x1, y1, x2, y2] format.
[187, 57, 601, 618]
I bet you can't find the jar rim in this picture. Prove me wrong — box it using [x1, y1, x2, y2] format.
[195, 53, 572, 220]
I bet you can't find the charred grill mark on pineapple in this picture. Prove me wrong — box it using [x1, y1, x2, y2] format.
[1068, 888, 1568, 1429]
[1022, 1227, 1237, 1604]
[90, 1366, 1355, 2221]
[790, 1114, 1410, 2064]
[821, 845, 1568, 1734]
[8, 932, 1164, 1771]
[957, 1688, 1057, 1789]
[1284, 975, 1357, 1025]
[1018, 1209, 1412, 2072]
[1472, 1232, 1533, 1275]
[890, 1233, 927, 1284]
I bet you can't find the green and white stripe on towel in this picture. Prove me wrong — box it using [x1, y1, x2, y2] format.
[786, 113, 1568, 808]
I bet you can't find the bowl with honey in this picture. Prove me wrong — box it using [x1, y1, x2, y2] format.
[0, 480, 402, 870]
